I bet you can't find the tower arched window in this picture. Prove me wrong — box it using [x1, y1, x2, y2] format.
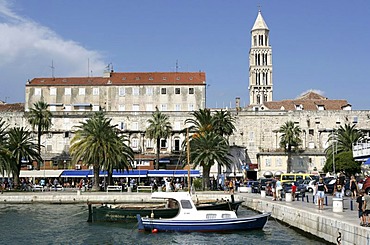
[257, 94, 261, 104]
[264, 93, 268, 102]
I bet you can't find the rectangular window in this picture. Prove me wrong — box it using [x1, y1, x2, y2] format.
[131, 138, 139, 148]
[276, 158, 282, 167]
[64, 132, 70, 138]
[92, 105, 100, 111]
[65, 88, 71, 96]
[146, 87, 153, 95]
[174, 122, 181, 130]
[50, 87, 56, 96]
[146, 104, 153, 111]
[49, 105, 56, 111]
[174, 139, 180, 151]
[93, 88, 99, 96]
[160, 139, 167, 148]
[132, 104, 139, 111]
[265, 159, 271, 167]
[161, 104, 167, 111]
[189, 88, 194, 94]
[133, 87, 139, 95]
[64, 105, 71, 111]
[309, 129, 314, 136]
[34, 88, 41, 96]
[78, 88, 85, 95]
[119, 104, 125, 111]
[119, 122, 125, 130]
[146, 139, 153, 148]
[119, 87, 125, 96]
[175, 104, 181, 111]
[175, 88, 180, 94]
[132, 122, 139, 130]
[161, 88, 167, 94]
[188, 104, 194, 111]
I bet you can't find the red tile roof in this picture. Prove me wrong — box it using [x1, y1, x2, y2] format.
[263, 92, 350, 111]
[27, 72, 206, 86]
[0, 103, 25, 112]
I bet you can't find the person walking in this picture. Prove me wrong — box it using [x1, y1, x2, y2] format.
[276, 177, 282, 201]
[357, 190, 366, 226]
[363, 190, 370, 226]
[350, 175, 359, 200]
[316, 178, 328, 210]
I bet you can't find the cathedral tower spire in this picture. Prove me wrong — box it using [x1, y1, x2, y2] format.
[249, 10, 273, 107]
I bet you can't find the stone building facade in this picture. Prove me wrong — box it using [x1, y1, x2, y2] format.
[25, 71, 206, 113]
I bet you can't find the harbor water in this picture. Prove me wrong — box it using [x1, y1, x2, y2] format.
[0, 204, 330, 244]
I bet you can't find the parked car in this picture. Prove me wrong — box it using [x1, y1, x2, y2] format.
[244, 180, 260, 193]
[258, 178, 273, 192]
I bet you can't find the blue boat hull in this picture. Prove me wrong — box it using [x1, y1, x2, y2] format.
[137, 213, 270, 232]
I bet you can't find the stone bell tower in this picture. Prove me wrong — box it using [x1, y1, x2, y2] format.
[249, 10, 273, 106]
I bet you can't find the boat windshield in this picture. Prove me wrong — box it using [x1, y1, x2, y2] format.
[180, 200, 193, 209]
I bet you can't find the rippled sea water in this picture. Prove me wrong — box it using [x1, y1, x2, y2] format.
[0, 204, 330, 245]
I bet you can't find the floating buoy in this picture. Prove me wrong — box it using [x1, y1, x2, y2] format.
[152, 229, 158, 233]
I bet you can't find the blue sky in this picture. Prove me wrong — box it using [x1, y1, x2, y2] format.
[0, 0, 369, 109]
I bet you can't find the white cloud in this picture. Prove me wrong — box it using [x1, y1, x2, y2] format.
[297, 89, 325, 99]
[0, 0, 106, 103]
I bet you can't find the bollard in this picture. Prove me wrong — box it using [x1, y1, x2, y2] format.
[306, 195, 309, 203]
[325, 196, 328, 206]
[350, 199, 353, 211]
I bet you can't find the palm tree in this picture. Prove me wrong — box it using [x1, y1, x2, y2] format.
[70, 112, 133, 191]
[189, 131, 231, 190]
[101, 131, 135, 185]
[27, 101, 52, 170]
[210, 109, 236, 177]
[325, 123, 363, 157]
[278, 121, 302, 173]
[0, 119, 11, 175]
[185, 108, 213, 134]
[324, 123, 363, 174]
[146, 108, 172, 170]
[7, 127, 42, 188]
[212, 109, 236, 139]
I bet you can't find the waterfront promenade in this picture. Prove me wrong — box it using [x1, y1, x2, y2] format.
[0, 190, 368, 244]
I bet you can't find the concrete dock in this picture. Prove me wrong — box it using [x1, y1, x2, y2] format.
[0, 190, 368, 244]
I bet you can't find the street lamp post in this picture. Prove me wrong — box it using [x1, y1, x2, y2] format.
[332, 130, 337, 177]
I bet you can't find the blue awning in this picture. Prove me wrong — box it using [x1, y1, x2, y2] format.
[61, 170, 92, 178]
[364, 158, 370, 165]
[147, 170, 200, 177]
[112, 170, 148, 177]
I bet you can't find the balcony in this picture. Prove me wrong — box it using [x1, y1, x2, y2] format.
[353, 142, 370, 160]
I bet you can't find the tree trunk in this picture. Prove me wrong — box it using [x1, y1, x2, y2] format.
[202, 166, 210, 191]
[92, 165, 100, 191]
[156, 138, 160, 170]
[287, 151, 292, 173]
[37, 125, 42, 170]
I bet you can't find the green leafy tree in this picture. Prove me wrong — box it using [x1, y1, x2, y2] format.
[278, 121, 302, 173]
[145, 108, 172, 170]
[7, 127, 42, 188]
[27, 101, 52, 170]
[323, 151, 361, 176]
[324, 123, 363, 175]
[189, 131, 231, 190]
[70, 112, 133, 191]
